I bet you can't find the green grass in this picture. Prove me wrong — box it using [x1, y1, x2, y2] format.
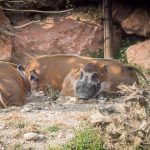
[144, 69, 150, 76]
[7, 120, 30, 129]
[136, 146, 145, 150]
[88, 48, 104, 58]
[47, 125, 104, 150]
[14, 143, 24, 150]
[63, 125, 105, 150]
[129, 64, 150, 86]
[47, 147, 62, 150]
[88, 37, 138, 62]
[115, 37, 138, 63]
[45, 125, 60, 133]
[13, 143, 35, 150]
[45, 84, 60, 101]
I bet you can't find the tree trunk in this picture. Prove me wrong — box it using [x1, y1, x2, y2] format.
[103, 0, 114, 59]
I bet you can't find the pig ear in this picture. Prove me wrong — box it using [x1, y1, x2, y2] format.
[77, 64, 84, 73]
[17, 64, 28, 80]
[30, 70, 38, 81]
[80, 64, 84, 70]
[101, 64, 108, 73]
[17, 64, 24, 72]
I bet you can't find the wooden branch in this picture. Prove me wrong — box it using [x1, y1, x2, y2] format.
[103, 0, 114, 59]
[8, 0, 24, 3]
[0, 6, 73, 14]
[13, 20, 40, 29]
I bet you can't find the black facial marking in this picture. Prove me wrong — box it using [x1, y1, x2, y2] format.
[91, 73, 99, 82]
[80, 71, 84, 80]
[75, 63, 105, 99]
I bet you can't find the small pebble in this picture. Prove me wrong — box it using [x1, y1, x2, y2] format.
[24, 132, 45, 141]
[0, 123, 6, 130]
[21, 105, 33, 112]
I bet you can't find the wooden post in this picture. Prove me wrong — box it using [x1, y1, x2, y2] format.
[103, 0, 114, 59]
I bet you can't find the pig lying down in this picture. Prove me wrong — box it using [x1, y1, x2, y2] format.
[0, 62, 31, 108]
[25, 54, 148, 99]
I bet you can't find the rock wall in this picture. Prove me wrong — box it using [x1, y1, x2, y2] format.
[0, 1, 150, 69]
[0, 0, 66, 10]
[126, 40, 150, 69]
[113, 4, 150, 69]
[121, 8, 150, 37]
[113, 4, 150, 37]
[0, 10, 12, 61]
[11, 15, 121, 66]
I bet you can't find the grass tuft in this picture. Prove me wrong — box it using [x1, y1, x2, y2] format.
[14, 143, 23, 150]
[115, 37, 138, 63]
[45, 125, 60, 133]
[88, 48, 104, 58]
[63, 125, 105, 150]
[7, 120, 29, 129]
[45, 85, 60, 101]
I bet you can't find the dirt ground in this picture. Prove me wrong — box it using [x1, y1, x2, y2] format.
[0, 90, 102, 150]
[0, 83, 150, 150]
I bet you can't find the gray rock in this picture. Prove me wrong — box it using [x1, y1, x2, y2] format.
[0, 123, 6, 130]
[23, 132, 45, 141]
[21, 105, 33, 112]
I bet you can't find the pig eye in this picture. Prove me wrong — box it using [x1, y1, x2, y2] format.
[91, 73, 99, 82]
[79, 72, 84, 80]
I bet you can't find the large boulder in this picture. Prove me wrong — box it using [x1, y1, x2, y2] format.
[113, 4, 150, 37]
[121, 8, 150, 37]
[11, 16, 122, 66]
[112, 3, 134, 23]
[0, 35, 12, 61]
[2, 0, 66, 10]
[0, 10, 12, 61]
[126, 40, 150, 70]
[0, 10, 11, 27]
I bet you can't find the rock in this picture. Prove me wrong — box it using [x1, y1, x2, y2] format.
[112, 3, 150, 37]
[0, 10, 10, 27]
[24, 132, 39, 141]
[0, 144, 4, 150]
[21, 105, 33, 112]
[0, 35, 12, 61]
[89, 111, 112, 125]
[23, 132, 45, 141]
[0, 123, 6, 130]
[126, 40, 150, 69]
[121, 8, 150, 37]
[0, 10, 12, 61]
[7, 0, 66, 10]
[34, 91, 45, 97]
[112, 2, 134, 23]
[11, 16, 122, 66]
[38, 134, 46, 140]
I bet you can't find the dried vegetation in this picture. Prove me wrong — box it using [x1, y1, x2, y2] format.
[90, 83, 150, 150]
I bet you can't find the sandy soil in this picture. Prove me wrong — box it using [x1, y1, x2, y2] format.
[0, 81, 149, 150]
[0, 91, 102, 150]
